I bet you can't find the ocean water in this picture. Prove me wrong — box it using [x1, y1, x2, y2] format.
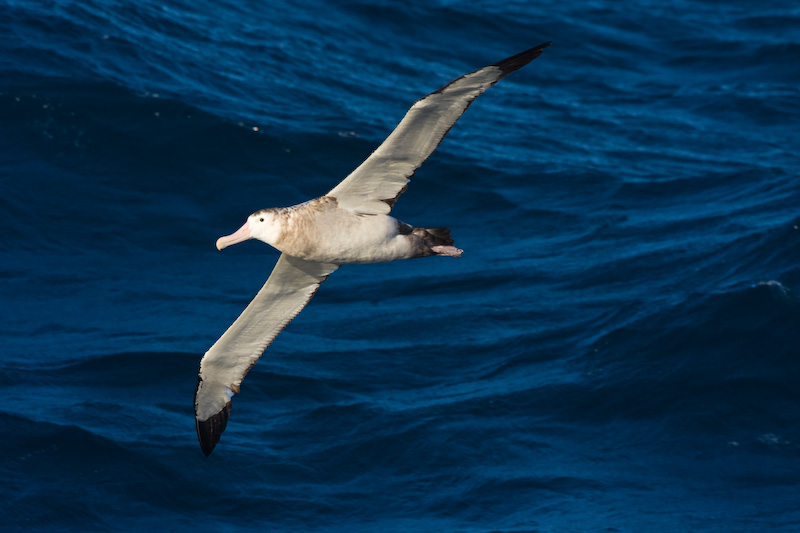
[2, 0, 799, 531]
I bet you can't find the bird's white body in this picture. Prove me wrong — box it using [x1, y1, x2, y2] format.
[244, 197, 439, 264]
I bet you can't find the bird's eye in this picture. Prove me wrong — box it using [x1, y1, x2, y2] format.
[260, 218, 264, 222]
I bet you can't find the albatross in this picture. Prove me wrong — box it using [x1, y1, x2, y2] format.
[195, 42, 551, 456]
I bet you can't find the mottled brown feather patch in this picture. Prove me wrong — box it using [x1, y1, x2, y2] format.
[382, 183, 408, 208]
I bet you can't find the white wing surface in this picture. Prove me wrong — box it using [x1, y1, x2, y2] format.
[327, 42, 551, 215]
[194, 254, 338, 456]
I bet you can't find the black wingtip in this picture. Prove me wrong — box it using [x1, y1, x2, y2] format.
[196, 403, 231, 457]
[195, 375, 232, 457]
[494, 41, 552, 77]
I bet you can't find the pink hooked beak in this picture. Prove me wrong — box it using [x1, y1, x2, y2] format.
[216, 220, 252, 250]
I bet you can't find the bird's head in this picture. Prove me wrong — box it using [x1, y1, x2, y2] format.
[216, 209, 280, 250]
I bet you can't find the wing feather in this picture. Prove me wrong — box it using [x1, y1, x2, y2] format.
[194, 254, 338, 456]
[327, 42, 551, 214]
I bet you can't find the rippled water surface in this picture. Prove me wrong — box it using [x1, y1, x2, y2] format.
[2, 0, 799, 531]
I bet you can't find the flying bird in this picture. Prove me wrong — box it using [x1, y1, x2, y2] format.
[195, 42, 552, 456]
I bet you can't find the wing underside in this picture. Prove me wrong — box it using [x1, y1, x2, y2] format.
[327, 42, 551, 215]
[194, 254, 338, 456]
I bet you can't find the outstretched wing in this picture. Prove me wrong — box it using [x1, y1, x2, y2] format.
[194, 254, 338, 456]
[327, 42, 551, 215]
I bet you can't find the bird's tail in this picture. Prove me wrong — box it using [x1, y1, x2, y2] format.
[416, 227, 454, 247]
[414, 227, 463, 257]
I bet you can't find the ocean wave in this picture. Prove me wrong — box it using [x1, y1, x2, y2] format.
[580, 282, 800, 426]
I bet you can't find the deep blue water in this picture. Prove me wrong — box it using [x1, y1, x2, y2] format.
[2, 0, 800, 531]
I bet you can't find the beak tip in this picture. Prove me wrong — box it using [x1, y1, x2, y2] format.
[215, 221, 251, 251]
